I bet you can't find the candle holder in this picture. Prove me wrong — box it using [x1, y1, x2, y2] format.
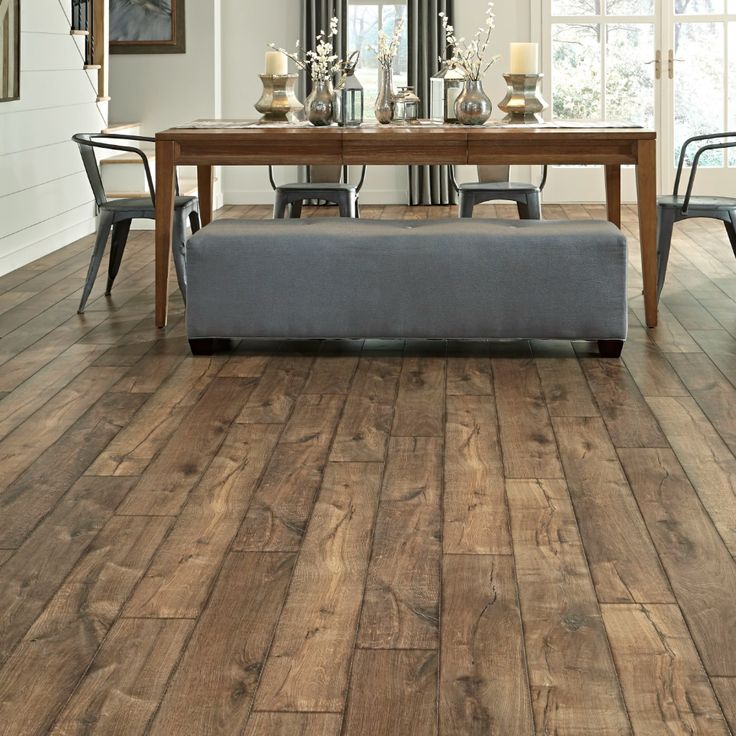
[498, 73, 548, 124]
[255, 74, 304, 123]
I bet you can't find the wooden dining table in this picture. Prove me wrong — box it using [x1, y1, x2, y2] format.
[154, 122, 658, 328]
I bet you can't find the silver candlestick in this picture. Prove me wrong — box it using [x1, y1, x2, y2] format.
[255, 74, 304, 123]
[498, 73, 548, 124]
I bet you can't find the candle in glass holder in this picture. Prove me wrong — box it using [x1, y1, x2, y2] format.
[509, 43, 539, 75]
[265, 50, 288, 76]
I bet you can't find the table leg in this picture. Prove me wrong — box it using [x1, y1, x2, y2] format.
[605, 164, 621, 228]
[197, 166, 214, 226]
[636, 139, 658, 328]
[155, 140, 177, 328]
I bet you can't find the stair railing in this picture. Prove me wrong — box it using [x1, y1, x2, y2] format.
[71, 0, 93, 66]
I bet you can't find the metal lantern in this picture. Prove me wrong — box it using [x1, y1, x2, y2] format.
[394, 86, 421, 124]
[430, 61, 465, 123]
[336, 51, 364, 127]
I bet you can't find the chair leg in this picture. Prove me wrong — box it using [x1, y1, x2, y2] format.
[354, 198, 361, 219]
[273, 192, 289, 219]
[171, 211, 187, 304]
[105, 219, 132, 295]
[337, 195, 354, 218]
[458, 193, 475, 218]
[289, 201, 303, 219]
[525, 192, 542, 220]
[78, 210, 114, 314]
[516, 201, 530, 220]
[725, 211, 736, 258]
[189, 209, 201, 233]
[657, 208, 676, 300]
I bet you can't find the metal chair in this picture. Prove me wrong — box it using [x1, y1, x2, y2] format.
[72, 133, 200, 313]
[657, 131, 736, 299]
[269, 165, 367, 219]
[450, 165, 548, 219]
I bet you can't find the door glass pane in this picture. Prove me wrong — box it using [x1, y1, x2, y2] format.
[552, 0, 599, 15]
[607, 0, 655, 15]
[552, 23, 602, 118]
[606, 24, 655, 125]
[673, 22, 724, 165]
[674, 0, 724, 14]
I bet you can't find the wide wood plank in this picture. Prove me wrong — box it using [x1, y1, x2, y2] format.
[243, 713, 343, 736]
[392, 356, 445, 437]
[602, 604, 729, 735]
[580, 357, 669, 448]
[343, 650, 438, 736]
[234, 394, 345, 552]
[444, 394, 510, 555]
[87, 355, 228, 476]
[123, 424, 281, 619]
[553, 416, 673, 603]
[50, 618, 192, 736]
[0, 476, 139, 665]
[646, 397, 736, 555]
[237, 355, 313, 423]
[0, 515, 171, 735]
[117, 377, 255, 516]
[149, 553, 296, 736]
[494, 358, 564, 478]
[537, 357, 599, 417]
[254, 462, 382, 712]
[358, 437, 442, 649]
[440, 555, 533, 736]
[712, 679, 736, 734]
[506, 479, 631, 735]
[618, 448, 736, 676]
[0, 390, 145, 547]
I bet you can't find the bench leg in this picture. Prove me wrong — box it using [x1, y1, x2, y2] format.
[189, 338, 232, 355]
[598, 340, 624, 358]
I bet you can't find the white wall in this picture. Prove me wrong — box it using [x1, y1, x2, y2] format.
[0, 0, 108, 276]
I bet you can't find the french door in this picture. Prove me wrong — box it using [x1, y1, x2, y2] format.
[536, 0, 736, 202]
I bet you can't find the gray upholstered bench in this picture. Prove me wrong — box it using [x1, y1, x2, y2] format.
[185, 218, 628, 357]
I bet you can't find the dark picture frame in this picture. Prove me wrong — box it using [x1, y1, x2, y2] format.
[110, 0, 186, 55]
[1, 0, 21, 103]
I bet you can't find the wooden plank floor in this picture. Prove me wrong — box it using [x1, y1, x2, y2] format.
[1, 203, 736, 735]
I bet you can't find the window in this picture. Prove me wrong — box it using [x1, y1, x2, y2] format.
[348, 1, 409, 120]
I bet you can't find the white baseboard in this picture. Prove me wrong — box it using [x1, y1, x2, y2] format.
[0, 216, 97, 277]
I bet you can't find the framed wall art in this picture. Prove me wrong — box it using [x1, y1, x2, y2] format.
[0, 0, 20, 102]
[110, 0, 186, 55]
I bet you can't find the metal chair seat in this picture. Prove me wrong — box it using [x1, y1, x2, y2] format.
[457, 180, 540, 194]
[656, 132, 736, 299]
[276, 182, 358, 192]
[658, 194, 736, 211]
[101, 195, 199, 212]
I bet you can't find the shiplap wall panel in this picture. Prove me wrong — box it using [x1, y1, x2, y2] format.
[0, 0, 103, 277]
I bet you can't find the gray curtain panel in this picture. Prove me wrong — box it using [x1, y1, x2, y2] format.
[301, 0, 348, 97]
[408, 0, 457, 206]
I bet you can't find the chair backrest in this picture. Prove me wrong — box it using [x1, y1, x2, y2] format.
[477, 165, 511, 183]
[308, 165, 343, 183]
[74, 133, 108, 207]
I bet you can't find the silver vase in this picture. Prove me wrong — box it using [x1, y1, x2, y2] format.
[455, 79, 492, 126]
[374, 65, 395, 125]
[307, 80, 334, 126]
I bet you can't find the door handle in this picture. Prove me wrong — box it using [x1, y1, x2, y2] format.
[645, 50, 662, 80]
[668, 49, 685, 79]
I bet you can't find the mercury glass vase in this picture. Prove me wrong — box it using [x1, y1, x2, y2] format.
[455, 79, 492, 126]
[307, 79, 334, 126]
[374, 64, 395, 125]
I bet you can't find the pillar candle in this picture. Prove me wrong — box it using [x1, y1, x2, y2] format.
[509, 43, 539, 75]
[265, 50, 288, 76]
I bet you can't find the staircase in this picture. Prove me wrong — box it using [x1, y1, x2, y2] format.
[69, 0, 109, 103]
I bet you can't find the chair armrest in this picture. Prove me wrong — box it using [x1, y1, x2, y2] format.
[674, 131, 736, 195]
[682, 140, 736, 213]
